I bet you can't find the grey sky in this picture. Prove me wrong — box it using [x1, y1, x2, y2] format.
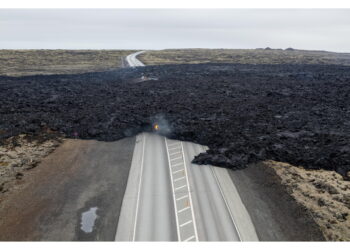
[0, 9, 349, 52]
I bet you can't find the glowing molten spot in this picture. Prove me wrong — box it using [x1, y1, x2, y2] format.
[154, 124, 159, 131]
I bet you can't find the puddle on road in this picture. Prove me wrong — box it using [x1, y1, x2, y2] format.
[80, 207, 98, 233]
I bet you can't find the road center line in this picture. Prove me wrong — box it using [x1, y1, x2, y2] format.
[172, 162, 183, 167]
[180, 220, 193, 227]
[175, 185, 187, 191]
[184, 235, 196, 242]
[165, 138, 199, 242]
[171, 156, 183, 161]
[170, 151, 182, 156]
[174, 176, 186, 182]
[165, 138, 181, 241]
[176, 195, 189, 201]
[181, 142, 199, 240]
[172, 169, 184, 174]
[178, 206, 190, 213]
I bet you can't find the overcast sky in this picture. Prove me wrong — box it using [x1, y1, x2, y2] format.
[0, 9, 349, 52]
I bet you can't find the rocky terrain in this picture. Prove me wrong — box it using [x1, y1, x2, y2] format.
[266, 160, 349, 241]
[2, 63, 349, 178]
[0, 133, 61, 196]
[1, 62, 350, 240]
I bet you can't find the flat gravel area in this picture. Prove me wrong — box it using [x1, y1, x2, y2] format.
[0, 137, 135, 241]
[0, 63, 349, 177]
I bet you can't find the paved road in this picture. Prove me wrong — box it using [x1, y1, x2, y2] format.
[125, 51, 145, 67]
[116, 52, 258, 241]
[116, 133, 258, 241]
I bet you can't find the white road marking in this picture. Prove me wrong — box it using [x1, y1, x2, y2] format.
[117, 133, 257, 241]
[176, 195, 189, 201]
[172, 169, 184, 174]
[180, 220, 193, 227]
[165, 138, 199, 242]
[178, 206, 190, 213]
[181, 142, 199, 240]
[170, 151, 182, 156]
[175, 185, 187, 191]
[132, 133, 146, 241]
[183, 236, 196, 242]
[171, 156, 183, 161]
[172, 162, 183, 167]
[174, 176, 186, 182]
[165, 138, 181, 241]
[210, 166, 242, 241]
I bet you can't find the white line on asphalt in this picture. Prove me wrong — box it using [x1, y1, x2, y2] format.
[172, 169, 184, 174]
[176, 195, 189, 201]
[174, 176, 186, 182]
[165, 138, 181, 241]
[172, 162, 183, 167]
[132, 133, 146, 241]
[183, 236, 195, 242]
[170, 151, 182, 156]
[180, 220, 193, 227]
[210, 166, 242, 241]
[171, 156, 183, 161]
[175, 185, 187, 191]
[181, 142, 199, 241]
[178, 206, 190, 213]
[168, 148, 182, 153]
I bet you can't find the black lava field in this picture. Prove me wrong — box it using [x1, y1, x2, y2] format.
[1, 63, 349, 178]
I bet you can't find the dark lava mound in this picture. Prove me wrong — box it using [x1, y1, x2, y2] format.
[1, 63, 350, 178]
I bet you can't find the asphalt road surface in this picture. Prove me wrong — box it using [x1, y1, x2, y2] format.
[125, 51, 145, 67]
[115, 133, 258, 241]
[116, 52, 258, 241]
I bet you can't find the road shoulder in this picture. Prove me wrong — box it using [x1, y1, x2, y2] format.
[228, 162, 325, 241]
[0, 137, 135, 241]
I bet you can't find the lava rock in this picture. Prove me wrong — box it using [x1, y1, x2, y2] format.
[1, 63, 350, 177]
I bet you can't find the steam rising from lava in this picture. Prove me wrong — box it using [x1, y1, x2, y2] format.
[151, 114, 172, 135]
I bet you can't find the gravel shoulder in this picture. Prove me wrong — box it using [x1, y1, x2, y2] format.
[229, 162, 325, 241]
[0, 137, 135, 241]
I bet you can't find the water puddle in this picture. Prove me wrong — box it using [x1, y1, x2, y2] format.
[80, 207, 98, 233]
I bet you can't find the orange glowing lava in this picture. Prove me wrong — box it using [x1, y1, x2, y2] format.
[154, 124, 159, 131]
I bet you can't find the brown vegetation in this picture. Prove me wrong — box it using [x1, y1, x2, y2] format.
[266, 160, 350, 241]
[0, 134, 61, 196]
[0, 50, 136, 76]
[139, 49, 350, 66]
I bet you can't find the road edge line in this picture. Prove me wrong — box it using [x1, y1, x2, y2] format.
[211, 166, 259, 241]
[115, 133, 145, 241]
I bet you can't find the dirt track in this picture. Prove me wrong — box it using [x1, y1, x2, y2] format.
[0, 63, 350, 178]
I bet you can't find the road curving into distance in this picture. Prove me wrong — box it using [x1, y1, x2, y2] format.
[117, 51, 258, 241]
[125, 51, 145, 67]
